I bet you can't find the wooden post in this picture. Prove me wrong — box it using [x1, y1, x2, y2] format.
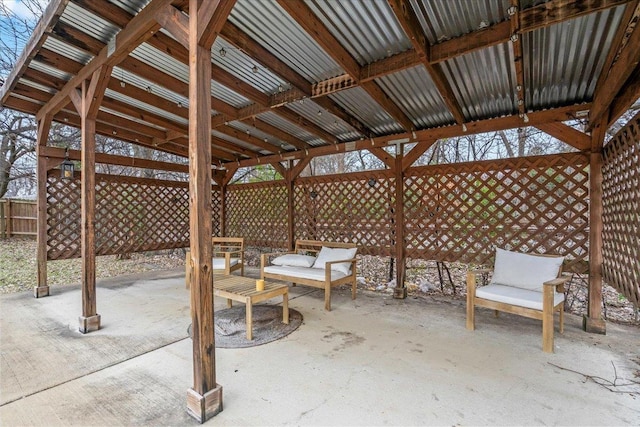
[219, 185, 226, 237]
[393, 150, 407, 299]
[185, 0, 234, 422]
[584, 119, 606, 334]
[287, 161, 295, 251]
[34, 114, 52, 298]
[585, 150, 606, 333]
[4, 199, 11, 237]
[78, 80, 99, 333]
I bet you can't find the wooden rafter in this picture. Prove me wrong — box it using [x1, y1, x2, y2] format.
[233, 104, 590, 168]
[387, 0, 465, 125]
[401, 139, 438, 171]
[276, 0, 415, 131]
[35, 0, 174, 121]
[508, 0, 526, 118]
[590, 0, 640, 126]
[535, 123, 591, 151]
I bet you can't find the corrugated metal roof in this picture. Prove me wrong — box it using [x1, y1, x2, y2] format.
[227, 121, 284, 151]
[330, 87, 405, 135]
[114, 67, 189, 109]
[105, 88, 189, 125]
[58, 1, 119, 44]
[42, 37, 93, 66]
[256, 111, 324, 147]
[285, 97, 360, 142]
[410, 0, 510, 44]
[376, 65, 456, 127]
[524, 6, 626, 110]
[212, 130, 272, 156]
[229, 0, 343, 82]
[305, 0, 412, 64]
[440, 43, 517, 121]
[27, 61, 73, 81]
[212, 38, 288, 96]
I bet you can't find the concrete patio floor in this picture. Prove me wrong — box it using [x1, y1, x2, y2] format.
[1, 267, 639, 426]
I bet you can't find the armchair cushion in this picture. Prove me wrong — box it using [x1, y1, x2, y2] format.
[491, 247, 564, 292]
[476, 284, 565, 311]
[312, 246, 357, 275]
[271, 254, 316, 268]
[263, 265, 349, 281]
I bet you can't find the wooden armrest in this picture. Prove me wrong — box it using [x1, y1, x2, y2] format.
[325, 258, 357, 266]
[213, 249, 243, 257]
[543, 275, 571, 286]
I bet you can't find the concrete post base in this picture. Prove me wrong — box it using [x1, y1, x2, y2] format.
[78, 314, 101, 333]
[33, 285, 50, 298]
[187, 385, 223, 423]
[393, 287, 407, 299]
[583, 315, 606, 334]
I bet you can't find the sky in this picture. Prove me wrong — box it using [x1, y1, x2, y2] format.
[0, 0, 46, 80]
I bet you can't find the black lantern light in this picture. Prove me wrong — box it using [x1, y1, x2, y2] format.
[61, 148, 74, 179]
[368, 177, 376, 187]
[310, 190, 318, 199]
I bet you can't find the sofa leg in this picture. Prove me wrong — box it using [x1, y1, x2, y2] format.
[351, 281, 356, 300]
[466, 272, 476, 330]
[324, 286, 331, 311]
[494, 310, 500, 318]
[542, 286, 554, 352]
[559, 307, 564, 334]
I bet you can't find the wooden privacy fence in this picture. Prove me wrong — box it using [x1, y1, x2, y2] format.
[602, 111, 640, 307]
[0, 199, 37, 238]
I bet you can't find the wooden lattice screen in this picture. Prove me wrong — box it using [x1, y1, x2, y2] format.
[602, 113, 640, 306]
[46, 171, 221, 260]
[404, 153, 590, 272]
[225, 181, 288, 247]
[294, 170, 395, 255]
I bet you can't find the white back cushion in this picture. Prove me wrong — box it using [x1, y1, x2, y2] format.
[312, 246, 357, 275]
[271, 254, 316, 267]
[491, 247, 564, 292]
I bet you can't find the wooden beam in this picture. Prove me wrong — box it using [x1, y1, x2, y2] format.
[535, 123, 591, 151]
[387, 0, 465, 125]
[508, 0, 526, 117]
[155, 3, 190, 49]
[591, 1, 640, 126]
[369, 147, 396, 171]
[277, 0, 414, 130]
[401, 138, 438, 171]
[232, 104, 590, 168]
[393, 152, 406, 298]
[0, 0, 67, 104]
[289, 156, 312, 180]
[38, 146, 190, 173]
[608, 65, 640, 125]
[36, 0, 174, 121]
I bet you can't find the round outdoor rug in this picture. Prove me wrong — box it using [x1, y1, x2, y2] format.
[188, 305, 302, 348]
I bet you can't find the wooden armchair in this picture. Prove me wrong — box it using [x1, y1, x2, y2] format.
[466, 248, 570, 353]
[185, 237, 244, 288]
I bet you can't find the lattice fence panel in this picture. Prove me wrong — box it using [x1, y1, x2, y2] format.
[46, 172, 221, 260]
[294, 171, 395, 255]
[404, 153, 589, 272]
[602, 113, 640, 306]
[225, 181, 288, 247]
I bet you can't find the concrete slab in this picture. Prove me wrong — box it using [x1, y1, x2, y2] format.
[1, 268, 639, 426]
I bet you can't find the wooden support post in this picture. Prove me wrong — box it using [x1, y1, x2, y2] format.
[219, 185, 226, 237]
[185, 0, 233, 422]
[286, 160, 295, 251]
[393, 151, 407, 299]
[78, 81, 97, 333]
[585, 150, 606, 334]
[34, 114, 52, 298]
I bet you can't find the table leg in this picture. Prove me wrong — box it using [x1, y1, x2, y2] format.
[246, 297, 253, 340]
[226, 298, 232, 308]
[283, 290, 289, 324]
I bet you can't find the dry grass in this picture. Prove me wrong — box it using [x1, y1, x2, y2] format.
[0, 237, 185, 294]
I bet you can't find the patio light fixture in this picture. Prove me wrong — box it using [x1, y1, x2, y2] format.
[61, 148, 74, 179]
[310, 190, 318, 199]
[507, 5, 518, 16]
[368, 178, 376, 187]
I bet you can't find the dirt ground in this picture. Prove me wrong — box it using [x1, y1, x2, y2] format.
[1, 238, 637, 325]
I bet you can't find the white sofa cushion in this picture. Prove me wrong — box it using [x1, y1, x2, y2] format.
[491, 248, 564, 292]
[312, 246, 357, 275]
[212, 257, 240, 270]
[476, 284, 565, 311]
[271, 254, 316, 268]
[263, 265, 348, 281]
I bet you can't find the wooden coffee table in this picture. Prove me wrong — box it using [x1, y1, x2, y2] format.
[213, 275, 289, 340]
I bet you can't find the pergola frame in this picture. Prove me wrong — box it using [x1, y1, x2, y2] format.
[2, 0, 640, 423]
